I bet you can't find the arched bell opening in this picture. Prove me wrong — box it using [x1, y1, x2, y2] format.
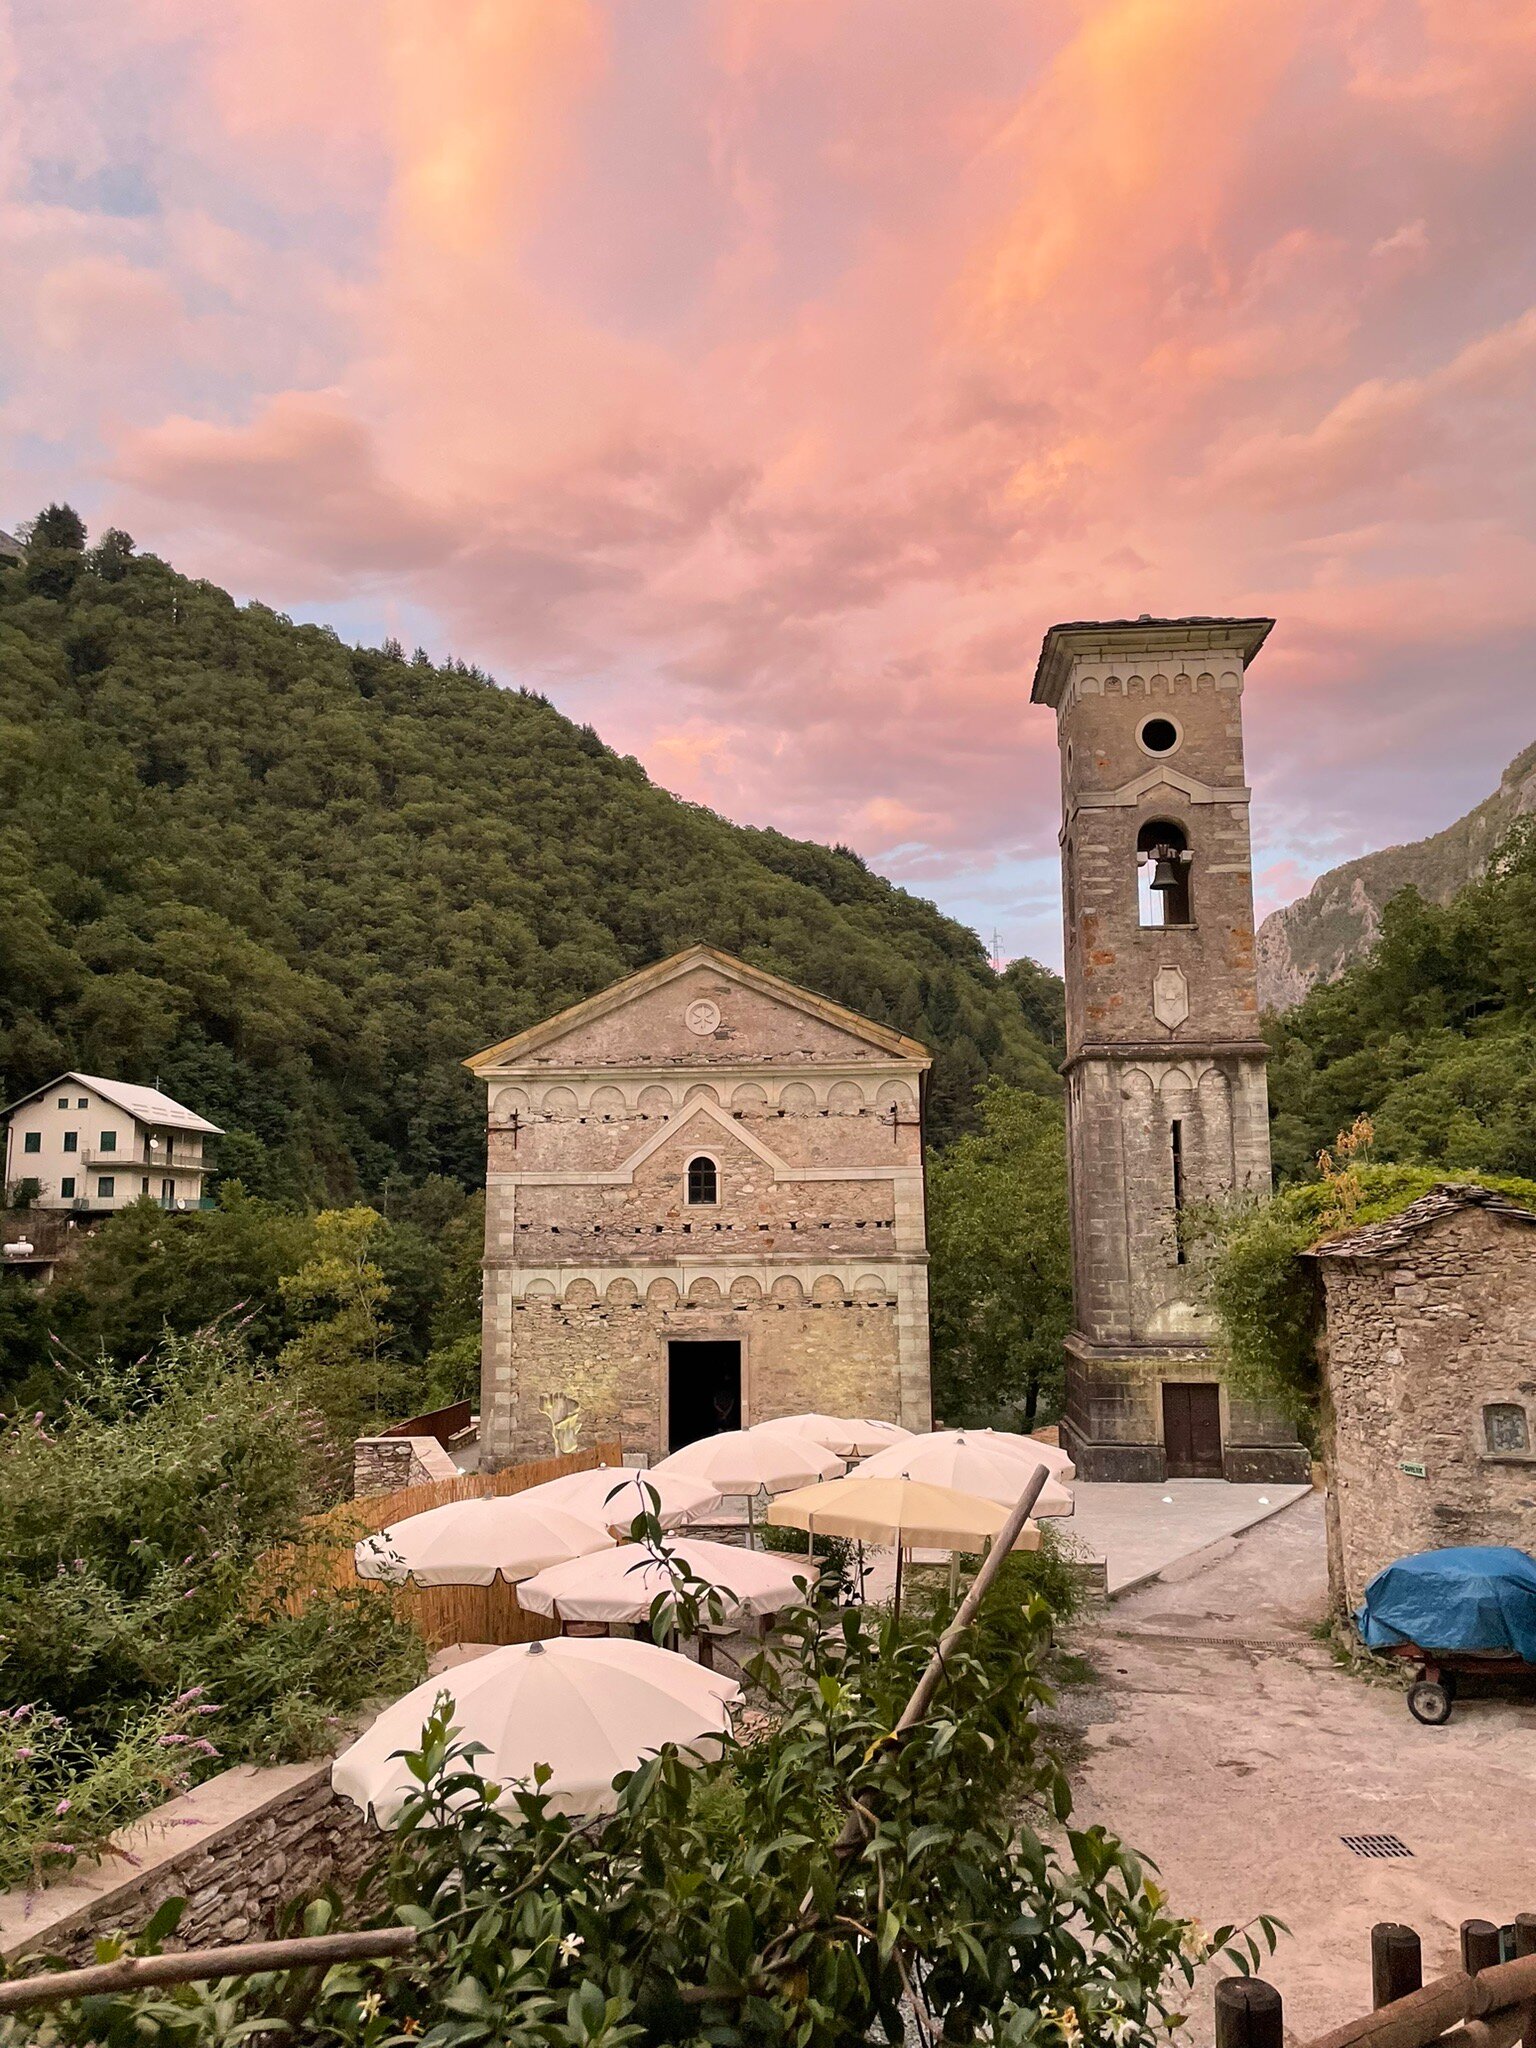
[1137, 818, 1193, 928]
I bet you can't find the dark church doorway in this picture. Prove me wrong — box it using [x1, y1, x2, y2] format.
[667, 1340, 742, 1451]
[1162, 1382, 1223, 1478]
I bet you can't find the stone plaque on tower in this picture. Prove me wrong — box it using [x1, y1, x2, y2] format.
[1031, 617, 1310, 1483]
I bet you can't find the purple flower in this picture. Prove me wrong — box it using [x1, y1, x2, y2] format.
[54, 1799, 70, 1817]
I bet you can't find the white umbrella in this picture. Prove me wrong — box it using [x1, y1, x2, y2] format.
[521, 1465, 724, 1533]
[854, 1432, 1074, 1517]
[332, 1636, 740, 1826]
[354, 1495, 612, 1587]
[971, 1428, 1076, 1484]
[750, 1413, 913, 1459]
[652, 1429, 843, 1544]
[519, 1537, 813, 1626]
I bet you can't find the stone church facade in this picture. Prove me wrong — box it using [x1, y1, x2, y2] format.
[1310, 1184, 1536, 1610]
[1032, 616, 1309, 1483]
[466, 946, 932, 1469]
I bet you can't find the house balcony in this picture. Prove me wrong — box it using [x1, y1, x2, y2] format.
[80, 1147, 209, 1171]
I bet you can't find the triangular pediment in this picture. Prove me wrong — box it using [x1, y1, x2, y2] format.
[611, 1095, 790, 1178]
[465, 945, 929, 1073]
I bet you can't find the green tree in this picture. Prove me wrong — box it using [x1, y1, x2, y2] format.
[927, 1083, 1073, 1427]
[278, 1207, 410, 1456]
[0, 523, 1060, 1195]
[42, 1187, 315, 1373]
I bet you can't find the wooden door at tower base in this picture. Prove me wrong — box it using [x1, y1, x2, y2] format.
[1162, 1382, 1223, 1478]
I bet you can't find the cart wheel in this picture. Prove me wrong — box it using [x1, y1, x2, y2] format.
[1408, 1680, 1453, 1725]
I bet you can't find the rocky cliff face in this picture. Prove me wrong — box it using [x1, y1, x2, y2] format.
[1256, 739, 1536, 1011]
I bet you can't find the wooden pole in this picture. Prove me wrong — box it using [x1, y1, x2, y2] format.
[1515, 1916, 1536, 2048]
[1465, 1924, 1504, 1976]
[0, 1927, 418, 2014]
[1374, 1924, 1424, 2009]
[1215, 1977, 1284, 2048]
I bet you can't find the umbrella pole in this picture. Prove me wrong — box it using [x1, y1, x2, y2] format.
[747, 1491, 757, 1551]
[893, 1545, 903, 1626]
[946, 1550, 960, 1606]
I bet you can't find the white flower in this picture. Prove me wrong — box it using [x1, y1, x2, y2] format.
[559, 1933, 585, 1964]
[357, 1990, 383, 2020]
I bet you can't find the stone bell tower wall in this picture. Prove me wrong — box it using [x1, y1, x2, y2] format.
[1033, 617, 1309, 1485]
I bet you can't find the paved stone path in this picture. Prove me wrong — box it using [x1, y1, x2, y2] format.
[1067, 1478, 1313, 1595]
[1067, 1493, 1536, 2044]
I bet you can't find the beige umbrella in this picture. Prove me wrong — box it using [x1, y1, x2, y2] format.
[750, 1413, 913, 1459]
[518, 1537, 812, 1627]
[653, 1429, 843, 1543]
[332, 1636, 740, 1826]
[767, 1474, 1040, 1620]
[854, 1431, 1074, 1517]
[354, 1495, 611, 1587]
[521, 1465, 724, 1533]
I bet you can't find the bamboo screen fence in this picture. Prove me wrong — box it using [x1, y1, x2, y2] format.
[264, 1442, 625, 1651]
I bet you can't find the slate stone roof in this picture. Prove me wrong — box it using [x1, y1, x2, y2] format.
[1306, 1182, 1536, 1260]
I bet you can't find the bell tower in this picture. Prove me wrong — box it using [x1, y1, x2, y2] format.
[1031, 617, 1309, 1483]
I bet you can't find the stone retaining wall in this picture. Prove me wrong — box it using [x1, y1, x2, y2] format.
[0, 1760, 378, 1967]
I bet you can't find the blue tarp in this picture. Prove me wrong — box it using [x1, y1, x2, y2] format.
[1355, 1546, 1536, 1661]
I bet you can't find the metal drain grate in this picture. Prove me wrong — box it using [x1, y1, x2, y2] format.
[1341, 1834, 1413, 1859]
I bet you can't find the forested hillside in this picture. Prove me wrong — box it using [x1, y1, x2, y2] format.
[1256, 737, 1536, 1009]
[1265, 822, 1536, 1183]
[0, 510, 1058, 1198]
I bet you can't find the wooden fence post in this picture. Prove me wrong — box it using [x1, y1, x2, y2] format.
[1215, 1977, 1284, 2048]
[1463, 1922, 1503, 1976]
[1373, 1923, 1424, 2008]
[1516, 1916, 1536, 2048]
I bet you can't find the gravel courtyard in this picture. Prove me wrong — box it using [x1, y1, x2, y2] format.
[1065, 1493, 1536, 2044]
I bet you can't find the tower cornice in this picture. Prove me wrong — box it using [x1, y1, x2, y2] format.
[1030, 616, 1274, 710]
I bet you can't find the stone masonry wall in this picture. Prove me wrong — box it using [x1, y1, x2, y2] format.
[494, 1292, 910, 1466]
[476, 956, 932, 1467]
[0, 1763, 376, 1969]
[1321, 1206, 1536, 1611]
[1042, 629, 1306, 1482]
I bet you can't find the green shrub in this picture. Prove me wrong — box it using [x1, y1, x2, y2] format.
[13, 1566, 1273, 2044]
[0, 1331, 423, 1885]
[1202, 1163, 1536, 1419]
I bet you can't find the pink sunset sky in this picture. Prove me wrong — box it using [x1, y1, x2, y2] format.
[4, 0, 1535, 967]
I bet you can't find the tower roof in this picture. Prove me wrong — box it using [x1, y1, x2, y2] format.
[1030, 616, 1274, 709]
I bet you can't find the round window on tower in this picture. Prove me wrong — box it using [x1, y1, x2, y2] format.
[1137, 715, 1181, 757]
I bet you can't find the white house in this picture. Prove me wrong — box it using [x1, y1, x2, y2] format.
[2, 1074, 222, 1214]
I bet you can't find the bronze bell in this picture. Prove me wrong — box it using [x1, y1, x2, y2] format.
[1149, 850, 1181, 893]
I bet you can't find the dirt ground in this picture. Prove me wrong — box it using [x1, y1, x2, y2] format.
[1064, 1493, 1536, 2044]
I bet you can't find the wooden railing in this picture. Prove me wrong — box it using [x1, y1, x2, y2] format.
[382, 1399, 474, 1447]
[263, 1442, 625, 1651]
[1217, 1917, 1536, 2048]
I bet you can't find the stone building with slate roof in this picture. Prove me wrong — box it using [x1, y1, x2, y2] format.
[1309, 1184, 1536, 1608]
[464, 946, 932, 1469]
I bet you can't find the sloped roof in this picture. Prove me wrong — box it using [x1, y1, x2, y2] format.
[464, 944, 931, 1072]
[1, 1072, 223, 1135]
[0, 530, 23, 562]
[1306, 1182, 1536, 1260]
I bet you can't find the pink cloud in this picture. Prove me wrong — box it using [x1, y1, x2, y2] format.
[4, 0, 1536, 962]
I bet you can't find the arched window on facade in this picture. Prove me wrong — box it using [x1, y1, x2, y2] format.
[1136, 819, 1193, 928]
[686, 1155, 719, 1206]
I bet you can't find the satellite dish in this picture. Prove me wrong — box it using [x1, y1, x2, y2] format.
[175, 1198, 189, 1211]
